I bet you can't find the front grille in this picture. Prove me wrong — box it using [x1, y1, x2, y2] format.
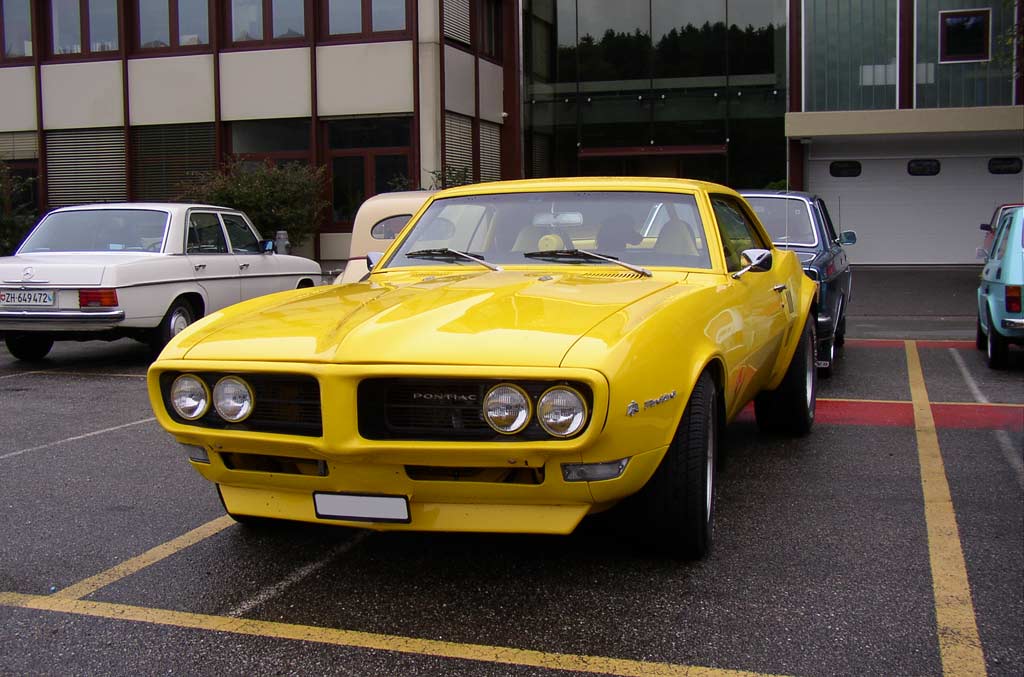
[161, 372, 322, 437]
[358, 378, 592, 441]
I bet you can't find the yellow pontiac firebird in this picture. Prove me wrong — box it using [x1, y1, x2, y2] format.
[147, 177, 818, 559]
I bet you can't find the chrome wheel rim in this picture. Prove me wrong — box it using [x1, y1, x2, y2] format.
[705, 417, 715, 519]
[804, 335, 814, 409]
[170, 308, 191, 336]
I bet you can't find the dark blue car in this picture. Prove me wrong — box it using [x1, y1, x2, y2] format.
[741, 190, 857, 376]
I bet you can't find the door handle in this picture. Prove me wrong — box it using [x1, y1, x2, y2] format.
[239, 263, 250, 270]
[193, 264, 206, 271]
[773, 284, 787, 292]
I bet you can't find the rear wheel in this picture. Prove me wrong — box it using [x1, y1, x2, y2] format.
[985, 310, 1009, 369]
[4, 334, 54, 362]
[755, 316, 817, 436]
[150, 298, 196, 354]
[631, 371, 718, 560]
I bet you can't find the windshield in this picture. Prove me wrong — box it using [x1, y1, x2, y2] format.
[19, 209, 170, 253]
[745, 196, 818, 248]
[384, 191, 711, 270]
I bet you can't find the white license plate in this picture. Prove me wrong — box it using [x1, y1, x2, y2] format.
[314, 492, 410, 523]
[0, 289, 55, 307]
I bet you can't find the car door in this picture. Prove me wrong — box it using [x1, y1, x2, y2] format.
[185, 211, 241, 312]
[221, 213, 284, 299]
[980, 210, 1014, 325]
[815, 198, 851, 321]
[710, 194, 789, 402]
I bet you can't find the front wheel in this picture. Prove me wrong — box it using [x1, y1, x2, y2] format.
[755, 316, 817, 436]
[5, 334, 54, 362]
[631, 371, 719, 560]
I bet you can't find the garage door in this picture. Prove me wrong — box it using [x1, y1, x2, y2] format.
[807, 145, 1024, 264]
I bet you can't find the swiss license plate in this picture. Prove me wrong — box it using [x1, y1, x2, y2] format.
[313, 492, 410, 523]
[0, 289, 55, 307]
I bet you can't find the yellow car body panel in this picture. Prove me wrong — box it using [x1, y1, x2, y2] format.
[148, 177, 816, 537]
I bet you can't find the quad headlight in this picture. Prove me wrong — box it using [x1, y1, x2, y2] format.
[482, 384, 531, 434]
[170, 374, 210, 420]
[537, 387, 588, 437]
[213, 376, 255, 422]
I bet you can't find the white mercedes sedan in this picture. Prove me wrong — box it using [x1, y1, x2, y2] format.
[0, 203, 323, 361]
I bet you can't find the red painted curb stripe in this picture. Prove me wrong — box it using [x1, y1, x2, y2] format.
[736, 400, 1020, 431]
[845, 339, 905, 348]
[931, 404, 1024, 432]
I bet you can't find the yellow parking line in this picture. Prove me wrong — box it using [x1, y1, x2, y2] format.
[904, 341, 986, 677]
[0, 591, 782, 677]
[52, 515, 235, 600]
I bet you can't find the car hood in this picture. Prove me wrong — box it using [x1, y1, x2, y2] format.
[0, 253, 156, 286]
[179, 269, 684, 366]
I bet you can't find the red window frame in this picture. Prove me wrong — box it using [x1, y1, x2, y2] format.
[318, 0, 411, 43]
[132, 0, 213, 55]
[225, 0, 311, 48]
[326, 147, 411, 232]
[46, 0, 121, 59]
[0, 0, 34, 65]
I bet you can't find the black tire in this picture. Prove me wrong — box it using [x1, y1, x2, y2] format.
[755, 316, 817, 436]
[976, 315, 986, 351]
[4, 334, 54, 362]
[834, 302, 846, 348]
[150, 298, 196, 354]
[985, 310, 1009, 369]
[631, 371, 719, 560]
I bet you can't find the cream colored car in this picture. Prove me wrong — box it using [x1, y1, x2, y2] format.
[335, 191, 434, 284]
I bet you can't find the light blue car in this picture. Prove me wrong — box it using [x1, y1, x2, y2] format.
[977, 205, 1024, 368]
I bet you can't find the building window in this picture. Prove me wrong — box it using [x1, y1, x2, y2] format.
[131, 123, 216, 201]
[49, 0, 119, 56]
[907, 159, 941, 176]
[230, 118, 311, 163]
[939, 9, 990, 63]
[229, 0, 305, 44]
[135, 0, 210, 51]
[1, 0, 33, 62]
[988, 157, 1022, 175]
[321, 0, 408, 39]
[326, 116, 412, 226]
[479, 0, 501, 60]
[829, 161, 862, 178]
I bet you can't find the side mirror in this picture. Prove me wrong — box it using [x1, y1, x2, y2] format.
[979, 222, 991, 232]
[259, 239, 275, 253]
[367, 251, 384, 270]
[839, 231, 857, 246]
[732, 248, 772, 279]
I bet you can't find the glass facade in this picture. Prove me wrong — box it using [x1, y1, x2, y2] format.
[523, 0, 787, 189]
[916, 0, 1015, 108]
[804, 0, 897, 111]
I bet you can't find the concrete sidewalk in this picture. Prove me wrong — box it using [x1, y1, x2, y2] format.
[844, 265, 981, 340]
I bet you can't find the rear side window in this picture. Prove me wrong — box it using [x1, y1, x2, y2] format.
[711, 194, 769, 272]
[371, 214, 412, 240]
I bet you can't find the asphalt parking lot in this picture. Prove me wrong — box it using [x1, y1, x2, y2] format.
[1, 267, 1021, 677]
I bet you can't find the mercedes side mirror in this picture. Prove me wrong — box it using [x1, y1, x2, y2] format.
[839, 231, 857, 246]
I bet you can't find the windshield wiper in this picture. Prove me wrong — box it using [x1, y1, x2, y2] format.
[406, 248, 502, 272]
[523, 249, 652, 277]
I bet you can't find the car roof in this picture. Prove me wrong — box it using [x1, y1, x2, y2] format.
[434, 176, 740, 198]
[738, 189, 818, 201]
[48, 202, 237, 214]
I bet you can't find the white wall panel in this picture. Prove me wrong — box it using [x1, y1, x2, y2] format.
[444, 46, 475, 117]
[418, 41, 442, 185]
[220, 48, 311, 121]
[478, 59, 504, 124]
[317, 42, 414, 117]
[807, 136, 1024, 264]
[0, 67, 37, 132]
[128, 55, 215, 125]
[41, 61, 123, 130]
[418, 0, 440, 43]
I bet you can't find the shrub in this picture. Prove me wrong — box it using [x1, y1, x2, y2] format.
[178, 159, 329, 248]
[0, 160, 37, 256]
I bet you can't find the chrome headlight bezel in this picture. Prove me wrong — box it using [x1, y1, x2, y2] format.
[537, 386, 588, 438]
[170, 374, 210, 421]
[482, 383, 532, 435]
[212, 376, 255, 423]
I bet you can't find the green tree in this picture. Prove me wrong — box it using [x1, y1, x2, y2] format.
[178, 159, 329, 248]
[0, 160, 37, 256]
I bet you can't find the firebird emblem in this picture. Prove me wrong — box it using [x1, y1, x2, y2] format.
[627, 391, 677, 417]
[22, 267, 34, 281]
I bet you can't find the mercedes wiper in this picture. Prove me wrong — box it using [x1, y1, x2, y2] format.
[406, 248, 502, 272]
[523, 249, 652, 277]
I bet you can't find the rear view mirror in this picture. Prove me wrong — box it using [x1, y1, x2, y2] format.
[259, 239, 275, 253]
[732, 248, 773, 278]
[839, 231, 857, 246]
